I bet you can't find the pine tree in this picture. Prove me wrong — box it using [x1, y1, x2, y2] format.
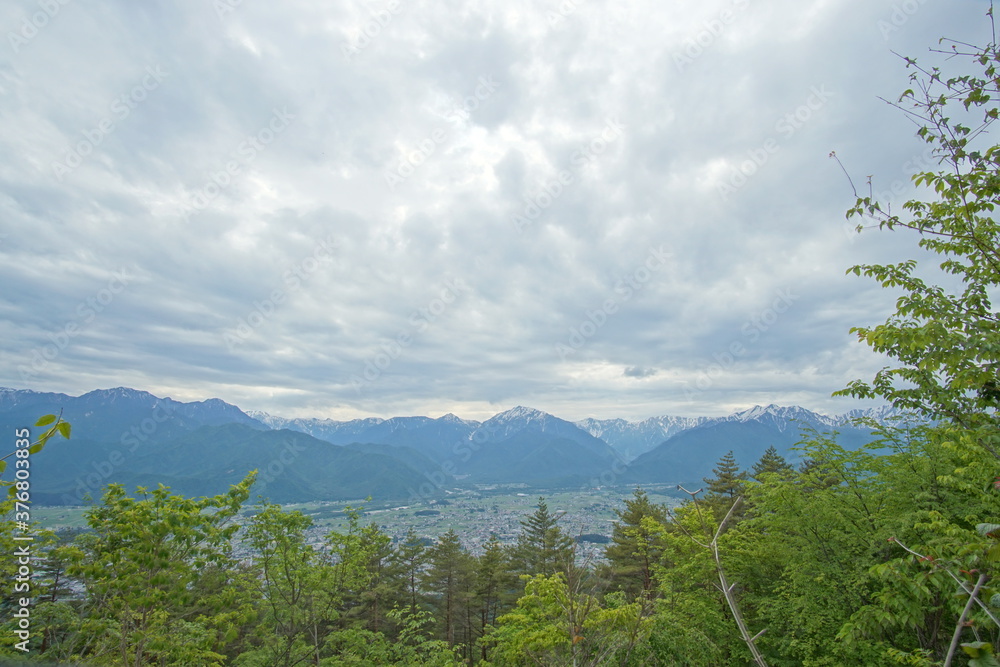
[352, 523, 395, 633]
[702, 451, 747, 521]
[389, 528, 428, 618]
[703, 451, 746, 500]
[422, 529, 475, 651]
[751, 445, 793, 480]
[511, 498, 575, 577]
[470, 534, 518, 661]
[604, 488, 668, 599]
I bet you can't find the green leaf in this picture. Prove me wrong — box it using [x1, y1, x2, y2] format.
[0, 460, 6, 475]
[978, 523, 1000, 538]
[35, 414, 56, 427]
[963, 641, 999, 664]
[28, 443, 44, 455]
[57, 421, 71, 439]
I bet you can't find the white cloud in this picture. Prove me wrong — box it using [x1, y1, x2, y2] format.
[0, 0, 990, 421]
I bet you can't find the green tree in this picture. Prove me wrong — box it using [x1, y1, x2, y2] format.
[751, 445, 793, 480]
[321, 607, 462, 666]
[835, 26, 1000, 454]
[646, 504, 738, 666]
[238, 504, 333, 667]
[470, 534, 518, 661]
[511, 498, 575, 577]
[389, 528, 428, 618]
[828, 19, 1000, 662]
[604, 487, 668, 600]
[0, 413, 71, 648]
[422, 529, 475, 653]
[704, 451, 746, 499]
[482, 572, 650, 667]
[64, 473, 256, 666]
[702, 451, 748, 522]
[343, 521, 395, 634]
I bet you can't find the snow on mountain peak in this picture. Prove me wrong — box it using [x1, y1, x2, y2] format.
[81, 387, 157, 403]
[492, 406, 548, 422]
[724, 404, 838, 429]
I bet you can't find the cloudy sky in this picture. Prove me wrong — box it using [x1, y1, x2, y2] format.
[0, 0, 991, 422]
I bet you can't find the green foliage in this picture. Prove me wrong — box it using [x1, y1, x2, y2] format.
[0, 413, 71, 497]
[751, 445, 793, 480]
[321, 607, 462, 666]
[963, 641, 1000, 667]
[64, 472, 256, 666]
[645, 503, 743, 665]
[510, 497, 575, 577]
[483, 572, 650, 666]
[836, 33, 1000, 446]
[603, 488, 668, 600]
[237, 503, 332, 666]
[422, 529, 475, 649]
[702, 451, 748, 521]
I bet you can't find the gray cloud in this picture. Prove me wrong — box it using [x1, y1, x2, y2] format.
[0, 0, 989, 421]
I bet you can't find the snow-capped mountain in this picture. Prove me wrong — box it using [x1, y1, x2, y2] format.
[0, 385, 914, 504]
[837, 405, 911, 425]
[579, 404, 916, 462]
[246, 412, 387, 444]
[480, 406, 565, 440]
[717, 404, 838, 431]
[576, 415, 713, 460]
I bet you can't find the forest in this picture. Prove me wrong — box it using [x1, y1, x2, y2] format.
[5, 20, 1000, 667]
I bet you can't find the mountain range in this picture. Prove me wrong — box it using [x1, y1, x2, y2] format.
[0, 387, 906, 505]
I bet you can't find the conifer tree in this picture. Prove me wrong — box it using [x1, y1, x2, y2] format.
[511, 497, 575, 577]
[470, 534, 517, 661]
[703, 451, 746, 500]
[751, 445, 793, 480]
[604, 488, 668, 600]
[390, 528, 429, 618]
[422, 529, 475, 650]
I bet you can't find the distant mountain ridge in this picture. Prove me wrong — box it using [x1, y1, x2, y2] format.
[0, 387, 907, 504]
[576, 403, 906, 461]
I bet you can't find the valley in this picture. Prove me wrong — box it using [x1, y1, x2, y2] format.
[32, 484, 687, 558]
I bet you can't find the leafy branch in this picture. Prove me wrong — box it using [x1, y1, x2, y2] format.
[669, 486, 769, 667]
[0, 412, 72, 497]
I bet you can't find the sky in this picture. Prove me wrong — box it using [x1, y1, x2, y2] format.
[0, 0, 992, 422]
